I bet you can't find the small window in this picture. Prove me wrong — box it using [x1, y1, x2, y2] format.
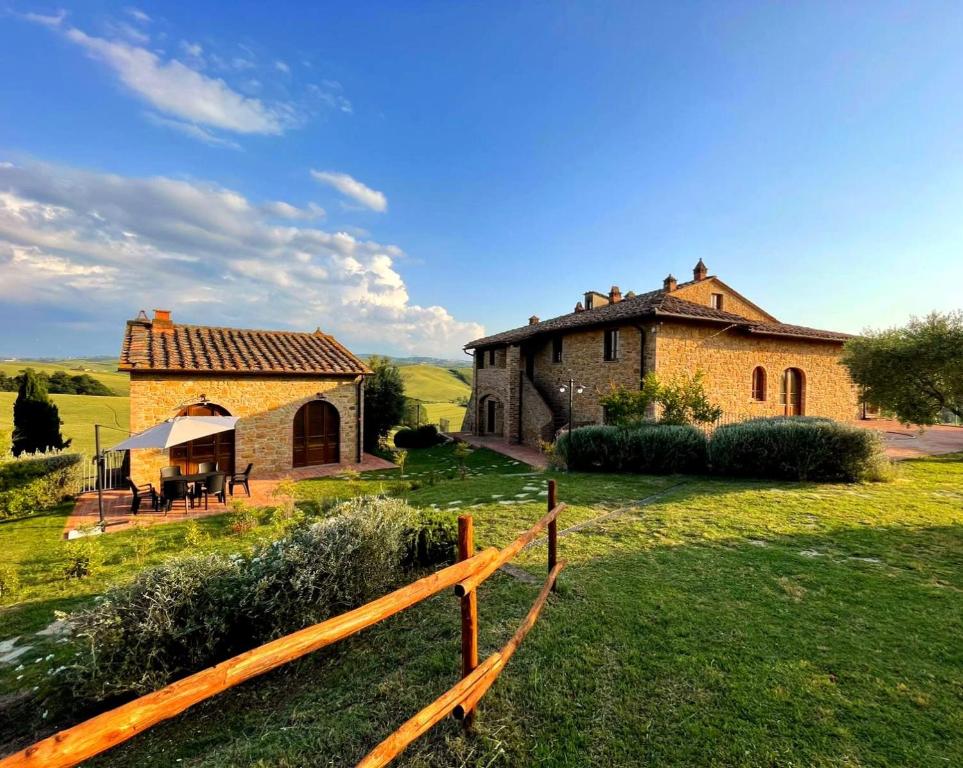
[476, 350, 485, 370]
[488, 349, 496, 366]
[603, 328, 620, 361]
[552, 336, 563, 363]
[711, 293, 724, 310]
[751, 366, 767, 401]
[585, 295, 594, 310]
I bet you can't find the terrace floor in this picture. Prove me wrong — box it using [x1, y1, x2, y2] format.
[65, 453, 396, 537]
[856, 418, 963, 459]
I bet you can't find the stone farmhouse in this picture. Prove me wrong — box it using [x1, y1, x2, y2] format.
[119, 310, 370, 485]
[463, 260, 858, 447]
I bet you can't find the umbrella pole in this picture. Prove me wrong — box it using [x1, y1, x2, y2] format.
[95, 424, 105, 529]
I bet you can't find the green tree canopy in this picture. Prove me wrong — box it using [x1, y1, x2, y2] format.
[363, 356, 406, 451]
[599, 371, 722, 427]
[12, 368, 70, 456]
[842, 311, 963, 425]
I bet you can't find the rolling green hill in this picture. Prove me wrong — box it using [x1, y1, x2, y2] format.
[398, 364, 471, 403]
[0, 359, 129, 396]
[0, 392, 130, 456]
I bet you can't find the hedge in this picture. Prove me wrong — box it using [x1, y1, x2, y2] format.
[0, 453, 81, 519]
[556, 424, 707, 474]
[393, 424, 445, 449]
[708, 416, 885, 481]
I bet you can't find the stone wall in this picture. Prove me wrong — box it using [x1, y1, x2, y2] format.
[520, 374, 555, 445]
[128, 373, 362, 484]
[654, 322, 858, 422]
[673, 278, 775, 322]
[528, 325, 646, 425]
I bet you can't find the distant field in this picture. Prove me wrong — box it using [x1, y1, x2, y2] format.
[422, 401, 467, 429]
[0, 392, 130, 455]
[398, 364, 471, 402]
[0, 359, 128, 396]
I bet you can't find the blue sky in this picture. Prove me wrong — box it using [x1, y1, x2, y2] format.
[1, 2, 961, 359]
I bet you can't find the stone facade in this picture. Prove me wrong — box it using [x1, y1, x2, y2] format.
[128, 373, 363, 485]
[463, 264, 859, 447]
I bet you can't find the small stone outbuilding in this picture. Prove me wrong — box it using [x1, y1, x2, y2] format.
[463, 261, 860, 447]
[120, 310, 370, 485]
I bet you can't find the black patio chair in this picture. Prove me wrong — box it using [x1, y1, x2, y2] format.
[160, 466, 182, 479]
[197, 462, 217, 474]
[229, 463, 253, 497]
[197, 473, 227, 509]
[127, 478, 158, 514]
[161, 478, 191, 515]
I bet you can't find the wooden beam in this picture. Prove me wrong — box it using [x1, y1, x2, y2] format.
[0, 548, 501, 768]
[457, 516, 479, 729]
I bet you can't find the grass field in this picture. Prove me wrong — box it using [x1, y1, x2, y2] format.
[398, 364, 470, 430]
[0, 392, 130, 455]
[1, 446, 960, 766]
[0, 360, 129, 396]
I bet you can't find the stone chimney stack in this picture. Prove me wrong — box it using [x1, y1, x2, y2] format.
[693, 259, 708, 282]
[574, 301, 584, 313]
[152, 309, 173, 332]
[609, 285, 622, 304]
[663, 274, 677, 292]
[528, 315, 540, 325]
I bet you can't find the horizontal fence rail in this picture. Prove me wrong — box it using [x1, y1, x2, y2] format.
[0, 481, 566, 768]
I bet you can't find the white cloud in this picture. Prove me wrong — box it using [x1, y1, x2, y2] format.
[144, 113, 242, 150]
[275, 60, 290, 74]
[179, 40, 204, 59]
[311, 171, 387, 213]
[29, 17, 292, 136]
[0, 161, 482, 356]
[125, 7, 151, 25]
[22, 10, 66, 28]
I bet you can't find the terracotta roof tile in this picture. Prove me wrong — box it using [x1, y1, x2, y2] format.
[466, 287, 851, 347]
[120, 320, 371, 375]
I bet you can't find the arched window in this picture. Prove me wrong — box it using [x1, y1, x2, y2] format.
[751, 367, 767, 401]
[780, 368, 805, 416]
[293, 400, 341, 467]
[170, 402, 235, 474]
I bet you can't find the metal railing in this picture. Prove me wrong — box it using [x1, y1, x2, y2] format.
[77, 451, 126, 493]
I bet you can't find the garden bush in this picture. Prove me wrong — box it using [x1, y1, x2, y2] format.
[64, 496, 446, 702]
[708, 416, 886, 482]
[393, 424, 444, 449]
[0, 453, 81, 518]
[556, 424, 707, 474]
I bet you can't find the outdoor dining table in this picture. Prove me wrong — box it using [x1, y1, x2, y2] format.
[160, 472, 227, 508]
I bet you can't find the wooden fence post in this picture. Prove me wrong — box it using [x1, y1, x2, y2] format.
[457, 515, 479, 729]
[547, 480, 558, 591]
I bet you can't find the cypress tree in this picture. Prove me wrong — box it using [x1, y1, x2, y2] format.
[12, 369, 70, 456]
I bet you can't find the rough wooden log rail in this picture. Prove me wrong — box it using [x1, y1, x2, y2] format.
[0, 480, 565, 768]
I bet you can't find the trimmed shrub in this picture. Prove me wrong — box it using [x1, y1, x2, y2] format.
[64, 496, 436, 702]
[0, 453, 81, 518]
[708, 416, 886, 482]
[556, 424, 707, 474]
[393, 424, 444, 449]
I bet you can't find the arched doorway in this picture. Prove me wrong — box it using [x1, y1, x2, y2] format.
[781, 368, 805, 416]
[169, 402, 235, 474]
[478, 395, 504, 437]
[293, 400, 340, 467]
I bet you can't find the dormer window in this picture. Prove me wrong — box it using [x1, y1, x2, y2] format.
[585, 295, 594, 310]
[711, 293, 724, 311]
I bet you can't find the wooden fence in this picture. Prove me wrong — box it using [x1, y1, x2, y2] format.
[0, 482, 566, 768]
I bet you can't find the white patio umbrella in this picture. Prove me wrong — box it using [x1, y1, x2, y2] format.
[108, 416, 239, 451]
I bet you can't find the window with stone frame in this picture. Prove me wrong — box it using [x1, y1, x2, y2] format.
[751, 366, 767, 401]
[711, 292, 724, 310]
[552, 336, 563, 363]
[603, 328, 620, 361]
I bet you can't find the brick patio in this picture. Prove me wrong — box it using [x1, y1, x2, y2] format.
[65, 453, 396, 537]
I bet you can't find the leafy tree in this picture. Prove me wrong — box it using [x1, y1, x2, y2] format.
[842, 311, 963, 425]
[599, 372, 721, 427]
[12, 368, 70, 456]
[363, 356, 406, 451]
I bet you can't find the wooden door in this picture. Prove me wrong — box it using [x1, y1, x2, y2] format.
[293, 401, 340, 468]
[784, 369, 803, 416]
[169, 403, 235, 475]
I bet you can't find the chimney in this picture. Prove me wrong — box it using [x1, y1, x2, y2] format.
[609, 285, 622, 304]
[663, 274, 677, 292]
[625, 291, 636, 299]
[529, 315, 540, 325]
[152, 309, 173, 332]
[574, 301, 584, 313]
[693, 259, 708, 282]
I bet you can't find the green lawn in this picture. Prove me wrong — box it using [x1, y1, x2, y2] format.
[0, 360, 129, 396]
[0, 393, 130, 456]
[1, 447, 961, 766]
[398, 365, 471, 403]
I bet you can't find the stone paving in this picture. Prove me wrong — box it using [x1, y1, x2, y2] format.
[65, 453, 396, 537]
[853, 419, 963, 460]
[451, 432, 548, 469]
